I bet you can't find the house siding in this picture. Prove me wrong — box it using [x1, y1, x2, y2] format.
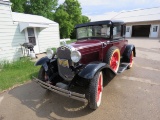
[37, 24, 60, 53]
[0, 2, 60, 61]
[126, 21, 160, 38]
[0, 3, 26, 61]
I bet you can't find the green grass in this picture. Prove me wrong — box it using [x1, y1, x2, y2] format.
[0, 58, 40, 92]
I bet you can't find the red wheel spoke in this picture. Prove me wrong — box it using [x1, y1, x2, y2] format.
[110, 52, 119, 71]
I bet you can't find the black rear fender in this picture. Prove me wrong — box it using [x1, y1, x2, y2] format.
[78, 62, 116, 79]
[122, 44, 136, 62]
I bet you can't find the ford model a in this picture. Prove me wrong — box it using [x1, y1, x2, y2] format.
[33, 20, 136, 110]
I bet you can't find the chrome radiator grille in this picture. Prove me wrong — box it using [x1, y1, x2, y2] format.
[57, 46, 75, 81]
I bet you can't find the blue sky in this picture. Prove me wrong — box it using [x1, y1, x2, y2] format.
[59, 0, 160, 20]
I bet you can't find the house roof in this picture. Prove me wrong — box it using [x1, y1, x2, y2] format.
[112, 7, 160, 23]
[0, 0, 11, 5]
[12, 12, 57, 25]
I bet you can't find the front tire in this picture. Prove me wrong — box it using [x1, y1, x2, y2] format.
[38, 66, 48, 89]
[89, 71, 103, 110]
[38, 66, 46, 81]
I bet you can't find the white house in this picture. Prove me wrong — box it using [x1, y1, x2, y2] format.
[0, 0, 60, 61]
[90, 7, 160, 38]
[112, 7, 160, 38]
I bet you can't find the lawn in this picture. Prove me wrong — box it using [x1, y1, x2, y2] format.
[0, 58, 40, 92]
[0, 39, 76, 92]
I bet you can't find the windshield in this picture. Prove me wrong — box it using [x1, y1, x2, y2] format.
[77, 25, 110, 39]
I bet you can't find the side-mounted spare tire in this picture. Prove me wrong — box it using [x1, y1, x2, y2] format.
[89, 71, 103, 110]
[105, 46, 120, 73]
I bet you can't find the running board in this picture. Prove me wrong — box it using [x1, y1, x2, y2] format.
[32, 77, 88, 102]
[118, 63, 130, 73]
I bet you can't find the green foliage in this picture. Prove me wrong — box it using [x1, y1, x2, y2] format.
[10, 0, 58, 20]
[54, 0, 90, 39]
[54, 5, 73, 38]
[82, 15, 91, 23]
[10, 0, 26, 12]
[25, 0, 58, 19]
[0, 58, 40, 92]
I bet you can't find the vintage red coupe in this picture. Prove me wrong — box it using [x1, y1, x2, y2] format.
[33, 20, 136, 110]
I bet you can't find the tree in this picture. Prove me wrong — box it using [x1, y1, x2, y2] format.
[10, 0, 26, 12]
[11, 0, 58, 20]
[25, 0, 58, 19]
[54, 5, 73, 38]
[82, 15, 90, 23]
[54, 0, 90, 38]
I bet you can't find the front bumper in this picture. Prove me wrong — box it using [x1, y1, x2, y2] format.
[32, 77, 87, 102]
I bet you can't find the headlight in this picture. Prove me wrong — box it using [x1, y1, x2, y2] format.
[71, 51, 81, 63]
[46, 48, 54, 59]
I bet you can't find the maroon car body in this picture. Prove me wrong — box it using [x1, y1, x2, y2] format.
[34, 20, 136, 110]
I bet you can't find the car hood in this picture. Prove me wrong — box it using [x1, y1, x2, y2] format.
[70, 40, 103, 50]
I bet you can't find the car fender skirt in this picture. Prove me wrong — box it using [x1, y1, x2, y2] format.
[34, 57, 50, 66]
[123, 44, 136, 62]
[78, 62, 116, 79]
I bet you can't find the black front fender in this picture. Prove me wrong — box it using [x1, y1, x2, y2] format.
[78, 62, 116, 79]
[122, 44, 136, 62]
[34, 56, 49, 66]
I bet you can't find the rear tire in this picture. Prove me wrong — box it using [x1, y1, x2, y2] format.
[128, 51, 134, 69]
[89, 71, 103, 110]
[105, 47, 120, 73]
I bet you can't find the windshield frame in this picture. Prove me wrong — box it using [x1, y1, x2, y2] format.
[76, 24, 111, 40]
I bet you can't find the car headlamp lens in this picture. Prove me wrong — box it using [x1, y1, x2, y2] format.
[46, 48, 54, 59]
[71, 51, 81, 63]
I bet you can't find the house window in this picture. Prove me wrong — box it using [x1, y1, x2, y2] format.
[153, 26, 158, 32]
[113, 25, 121, 39]
[27, 28, 36, 45]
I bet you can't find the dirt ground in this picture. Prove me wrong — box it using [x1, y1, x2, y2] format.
[0, 38, 160, 120]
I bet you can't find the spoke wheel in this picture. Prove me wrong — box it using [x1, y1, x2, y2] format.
[89, 72, 103, 110]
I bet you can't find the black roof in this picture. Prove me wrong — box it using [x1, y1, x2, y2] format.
[75, 20, 124, 28]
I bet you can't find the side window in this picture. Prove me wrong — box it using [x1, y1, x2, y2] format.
[113, 25, 121, 39]
[153, 26, 158, 32]
[27, 28, 36, 45]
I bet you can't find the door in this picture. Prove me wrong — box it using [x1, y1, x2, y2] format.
[150, 25, 159, 38]
[125, 26, 132, 37]
[25, 28, 39, 53]
[112, 25, 126, 55]
[132, 25, 150, 37]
